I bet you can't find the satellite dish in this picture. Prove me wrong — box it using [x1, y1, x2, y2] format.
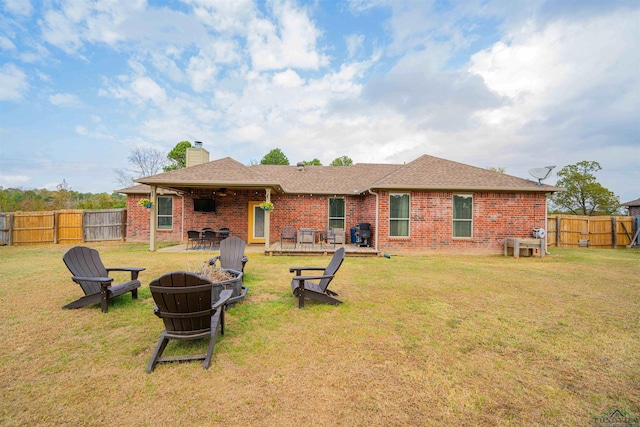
[529, 166, 556, 185]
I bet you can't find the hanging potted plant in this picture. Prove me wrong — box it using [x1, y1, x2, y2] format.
[259, 201, 274, 211]
[138, 198, 154, 208]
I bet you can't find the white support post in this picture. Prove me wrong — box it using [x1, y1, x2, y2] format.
[150, 185, 157, 252]
[264, 188, 271, 251]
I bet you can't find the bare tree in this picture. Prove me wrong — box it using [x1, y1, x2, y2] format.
[114, 147, 167, 188]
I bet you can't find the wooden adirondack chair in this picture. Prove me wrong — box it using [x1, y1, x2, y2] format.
[62, 246, 145, 313]
[147, 271, 232, 373]
[290, 247, 345, 308]
[208, 236, 248, 276]
[208, 236, 249, 305]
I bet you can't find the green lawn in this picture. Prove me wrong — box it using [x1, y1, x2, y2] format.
[0, 243, 638, 426]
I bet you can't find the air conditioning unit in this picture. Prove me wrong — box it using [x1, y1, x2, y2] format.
[532, 228, 546, 239]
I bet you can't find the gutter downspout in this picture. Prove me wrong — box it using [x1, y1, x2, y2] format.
[368, 189, 379, 252]
[545, 193, 550, 254]
[150, 185, 157, 252]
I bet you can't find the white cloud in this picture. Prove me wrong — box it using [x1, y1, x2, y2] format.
[247, 0, 328, 71]
[75, 125, 112, 139]
[0, 35, 16, 50]
[345, 34, 365, 58]
[188, 0, 255, 34]
[0, 174, 29, 187]
[272, 69, 304, 87]
[0, 63, 28, 100]
[2, 0, 32, 17]
[187, 53, 219, 93]
[468, 9, 640, 151]
[41, 10, 83, 54]
[49, 92, 84, 107]
[131, 76, 166, 104]
[234, 124, 266, 141]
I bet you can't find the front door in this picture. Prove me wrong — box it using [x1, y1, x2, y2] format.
[247, 202, 265, 244]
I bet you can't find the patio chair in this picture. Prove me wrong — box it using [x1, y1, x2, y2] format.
[321, 226, 337, 249]
[216, 227, 230, 245]
[187, 230, 201, 250]
[62, 246, 145, 313]
[201, 229, 216, 250]
[281, 226, 297, 249]
[147, 271, 232, 373]
[290, 247, 345, 308]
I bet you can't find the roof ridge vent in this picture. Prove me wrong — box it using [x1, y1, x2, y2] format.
[297, 162, 305, 171]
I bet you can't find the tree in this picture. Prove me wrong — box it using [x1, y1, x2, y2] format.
[260, 148, 289, 165]
[330, 155, 353, 166]
[551, 161, 621, 215]
[487, 166, 505, 174]
[303, 158, 322, 166]
[52, 179, 74, 209]
[164, 140, 192, 171]
[114, 147, 167, 187]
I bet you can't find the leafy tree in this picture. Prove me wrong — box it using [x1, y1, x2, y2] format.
[114, 147, 167, 187]
[0, 186, 126, 212]
[52, 179, 74, 210]
[551, 161, 621, 215]
[0, 187, 20, 212]
[487, 166, 505, 174]
[260, 148, 289, 165]
[330, 155, 353, 166]
[164, 140, 192, 171]
[303, 158, 322, 166]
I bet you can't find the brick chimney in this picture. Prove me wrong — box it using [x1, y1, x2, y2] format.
[186, 141, 210, 167]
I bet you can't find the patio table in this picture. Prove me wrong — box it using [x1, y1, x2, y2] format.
[299, 228, 320, 247]
[193, 229, 232, 250]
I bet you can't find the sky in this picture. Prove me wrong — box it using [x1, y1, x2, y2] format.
[0, 0, 638, 203]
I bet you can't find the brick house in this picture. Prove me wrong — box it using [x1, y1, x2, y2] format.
[119, 143, 560, 253]
[621, 198, 640, 217]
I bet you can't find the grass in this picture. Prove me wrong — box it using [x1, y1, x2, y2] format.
[0, 242, 638, 426]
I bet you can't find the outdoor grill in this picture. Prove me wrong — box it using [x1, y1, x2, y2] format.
[355, 222, 371, 247]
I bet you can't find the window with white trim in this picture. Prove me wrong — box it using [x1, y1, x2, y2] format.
[157, 196, 173, 230]
[390, 193, 410, 237]
[453, 194, 473, 238]
[328, 198, 345, 229]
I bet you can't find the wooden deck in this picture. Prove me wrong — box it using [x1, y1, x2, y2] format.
[265, 242, 378, 257]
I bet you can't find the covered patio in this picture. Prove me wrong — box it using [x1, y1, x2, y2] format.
[265, 241, 378, 257]
[159, 241, 379, 257]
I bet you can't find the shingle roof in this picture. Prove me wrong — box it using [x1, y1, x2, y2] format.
[621, 198, 640, 207]
[133, 154, 561, 194]
[371, 154, 558, 192]
[116, 184, 151, 194]
[135, 157, 278, 189]
[252, 163, 402, 194]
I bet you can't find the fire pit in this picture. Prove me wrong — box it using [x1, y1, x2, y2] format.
[194, 263, 247, 306]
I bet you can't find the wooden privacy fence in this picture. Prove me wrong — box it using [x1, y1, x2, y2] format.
[0, 209, 127, 246]
[546, 215, 636, 248]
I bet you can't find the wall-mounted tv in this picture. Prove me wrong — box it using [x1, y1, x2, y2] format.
[194, 198, 216, 213]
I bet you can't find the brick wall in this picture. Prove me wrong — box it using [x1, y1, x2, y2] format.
[375, 190, 547, 253]
[269, 194, 374, 245]
[127, 191, 262, 243]
[127, 190, 548, 253]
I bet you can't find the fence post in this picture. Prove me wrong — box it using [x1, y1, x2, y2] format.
[556, 216, 561, 247]
[612, 217, 617, 249]
[53, 212, 59, 244]
[82, 211, 86, 242]
[8, 213, 13, 246]
[121, 209, 126, 241]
